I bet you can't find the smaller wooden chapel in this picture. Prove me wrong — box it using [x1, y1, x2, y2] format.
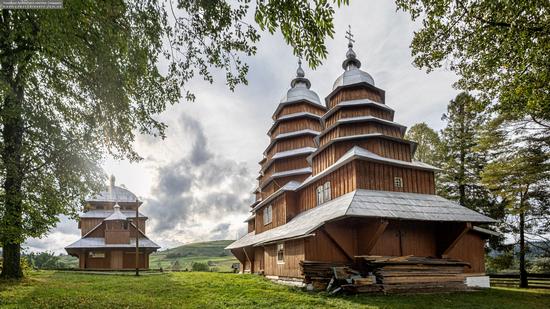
[65, 176, 159, 269]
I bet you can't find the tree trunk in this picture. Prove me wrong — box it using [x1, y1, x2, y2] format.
[519, 203, 528, 288]
[0, 81, 25, 279]
[458, 101, 466, 207]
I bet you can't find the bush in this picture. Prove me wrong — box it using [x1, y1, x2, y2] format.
[191, 262, 210, 272]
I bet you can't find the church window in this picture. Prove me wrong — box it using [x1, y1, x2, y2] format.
[263, 205, 272, 225]
[89, 251, 105, 258]
[316, 186, 324, 205]
[323, 182, 332, 202]
[277, 243, 285, 264]
[394, 177, 403, 188]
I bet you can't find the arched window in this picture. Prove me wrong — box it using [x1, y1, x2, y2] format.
[323, 182, 331, 202]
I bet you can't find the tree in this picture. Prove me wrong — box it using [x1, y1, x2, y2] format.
[396, 0, 550, 123]
[171, 260, 181, 271]
[437, 93, 499, 217]
[0, 0, 347, 279]
[481, 119, 550, 288]
[405, 122, 441, 166]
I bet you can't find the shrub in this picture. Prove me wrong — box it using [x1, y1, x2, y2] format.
[191, 262, 210, 272]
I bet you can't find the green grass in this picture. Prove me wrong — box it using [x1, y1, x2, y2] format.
[1, 271, 549, 308]
[149, 240, 238, 272]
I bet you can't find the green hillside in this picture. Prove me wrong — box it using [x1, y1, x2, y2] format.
[149, 240, 238, 272]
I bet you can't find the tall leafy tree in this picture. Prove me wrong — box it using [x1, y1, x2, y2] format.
[395, 0, 550, 123]
[438, 93, 499, 216]
[481, 118, 550, 288]
[0, 0, 346, 279]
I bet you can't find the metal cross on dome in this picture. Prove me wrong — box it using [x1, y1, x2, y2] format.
[345, 25, 355, 46]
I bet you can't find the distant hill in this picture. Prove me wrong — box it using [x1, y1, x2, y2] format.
[156, 240, 234, 258]
[150, 240, 237, 272]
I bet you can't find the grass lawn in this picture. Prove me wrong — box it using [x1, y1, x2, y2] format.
[1, 271, 549, 308]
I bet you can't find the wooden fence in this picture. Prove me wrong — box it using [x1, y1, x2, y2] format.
[489, 273, 550, 289]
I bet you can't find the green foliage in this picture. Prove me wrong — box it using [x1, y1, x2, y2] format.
[191, 261, 210, 272]
[487, 251, 516, 274]
[25, 252, 77, 270]
[530, 257, 550, 273]
[438, 93, 500, 218]
[396, 0, 550, 122]
[1, 271, 550, 308]
[171, 260, 181, 271]
[405, 122, 441, 166]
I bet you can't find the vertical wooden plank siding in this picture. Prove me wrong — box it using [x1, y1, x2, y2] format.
[262, 239, 305, 278]
[276, 102, 326, 118]
[327, 86, 384, 109]
[446, 232, 486, 273]
[325, 106, 394, 127]
[255, 195, 287, 233]
[272, 118, 322, 136]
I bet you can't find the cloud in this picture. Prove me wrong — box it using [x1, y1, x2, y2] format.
[144, 113, 254, 236]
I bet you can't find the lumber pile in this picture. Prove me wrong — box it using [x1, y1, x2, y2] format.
[300, 261, 381, 293]
[300, 261, 350, 290]
[356, 255, 470, 294]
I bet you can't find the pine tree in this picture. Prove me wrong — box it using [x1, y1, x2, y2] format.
[438, 93, 497, 215]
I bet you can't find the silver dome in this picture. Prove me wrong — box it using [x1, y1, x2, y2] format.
[280, 60, 322, 105]
[280, 82, 322, 105]
[332, 67, 375, 90]
[333, 34, 375, 90]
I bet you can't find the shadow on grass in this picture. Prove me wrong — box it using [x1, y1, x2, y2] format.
[332, 287, 550, 309]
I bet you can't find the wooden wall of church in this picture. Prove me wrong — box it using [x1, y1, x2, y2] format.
[446, 232, 486, 274]
[298, 161, 357, 212]
[355, 161, 436, 194]
[276, 102, 326, 118]
[362, 221, 438, 257]
[305, 222, 354, 262]
[254, 247, 264, 273]
[81, 218, 103, 235]
[327, 86, 384, 109]
[261, 174, 309, 199]
[122, 251, 148, 269]
[269, 135, 316, 155]
[312, 139, 413, 174]
[318, 122, 403, 147]
[325, 106, 394, 127]
[84, 251, 110, 269]
[263, 155, 310, 180]
[255, 195, 286, 233]
[263, 239, 304, 278]
[272, 118, 322, 136]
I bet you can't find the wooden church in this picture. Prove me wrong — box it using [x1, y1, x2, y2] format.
[227, 31, 496, 289]
[65, 177, 159, 269]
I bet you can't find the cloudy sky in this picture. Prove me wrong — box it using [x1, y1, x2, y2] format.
[25, 1, 461, 254]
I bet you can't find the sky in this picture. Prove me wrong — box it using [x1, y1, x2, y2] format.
[24, 1, 462, 254]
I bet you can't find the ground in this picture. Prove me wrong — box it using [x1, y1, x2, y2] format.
[1, 271, 549, 308]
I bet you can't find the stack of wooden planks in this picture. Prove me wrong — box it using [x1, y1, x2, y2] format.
[300, 261, 350, 280]
[300, 261, 350, 290]
[356, 255, 470, 293]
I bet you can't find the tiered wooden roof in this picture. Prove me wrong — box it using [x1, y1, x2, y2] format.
[254, 61, 327, 202]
